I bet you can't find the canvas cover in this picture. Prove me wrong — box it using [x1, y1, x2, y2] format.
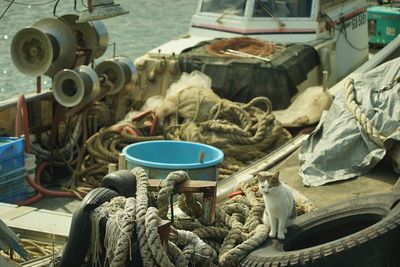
[299, 58, 400, 186]
[179, 38, 319, 110]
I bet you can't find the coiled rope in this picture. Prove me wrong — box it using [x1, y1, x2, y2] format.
[67, 92, 290, 195]
[89, 168, 313, 266]
[64, 130, 164, 196]
[164, 96, 291, 163]
[344, 78, 386, 147]
[90, 167, 217, 267]
[0, 239, 62, 263]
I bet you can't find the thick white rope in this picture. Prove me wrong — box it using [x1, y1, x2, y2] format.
[345, 78, 386, 147]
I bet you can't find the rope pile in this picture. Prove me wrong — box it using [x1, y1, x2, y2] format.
[89, 167, 216, 267]
[163, 96, 291, 177]
[64, 130, 163, 195]
[69, 96, 289, 194]
[0, 239, 62, 263]
[88, 167, 314, 267]
[67, 71, 291, 194]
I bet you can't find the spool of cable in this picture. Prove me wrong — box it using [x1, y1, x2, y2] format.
[52, 65, 100, 107]
[11, 18, 76, 77]
[95, 56, 136, 95]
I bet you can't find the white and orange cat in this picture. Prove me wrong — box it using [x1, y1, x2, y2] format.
[257, 171, 296, 239]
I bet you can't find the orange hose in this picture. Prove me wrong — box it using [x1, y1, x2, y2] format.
[227, 190, 244, 198]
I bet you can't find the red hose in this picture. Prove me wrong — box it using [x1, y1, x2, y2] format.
[14, 95, 43, 205]
[15, 94, 31, 153]
[15, 94, 76, 206]
[24, 162, 75, 197]
[17, 161, 75, 206]
[150, 114, 158, 136]
[17, 191, 42, 206]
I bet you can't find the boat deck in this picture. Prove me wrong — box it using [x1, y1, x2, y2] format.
[277, 149, 398, 208]
[1, 144, 397, 243]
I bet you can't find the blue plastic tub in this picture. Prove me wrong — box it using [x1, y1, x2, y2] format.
[122, 141, 224, 181]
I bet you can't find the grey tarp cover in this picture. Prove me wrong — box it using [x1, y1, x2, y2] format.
[299, 58, 400, 186]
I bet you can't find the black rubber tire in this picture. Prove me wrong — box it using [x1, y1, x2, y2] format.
[101, 170, 137, 197]
[59, 187, 119, 267]
[241, 193, 400, 267]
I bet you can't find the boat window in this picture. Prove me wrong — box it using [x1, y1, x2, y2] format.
[253, 0, 312, 18]
[201, 0, 247, 16]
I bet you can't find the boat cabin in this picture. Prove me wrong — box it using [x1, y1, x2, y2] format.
[190, 0, 366, 41]
[186, 0, 370, 81]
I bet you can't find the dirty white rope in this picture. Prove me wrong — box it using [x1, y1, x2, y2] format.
[89, 167, 217, 267]
[345, 78, 386, 147]
[89, 168, 314, 266]
[157, 171, 190, 220]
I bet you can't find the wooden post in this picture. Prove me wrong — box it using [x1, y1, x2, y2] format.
[158, 220, 171, 249]
[118, 153, 127, 170]
[108, 163, 117, 173]
[202, 186, 217, 225]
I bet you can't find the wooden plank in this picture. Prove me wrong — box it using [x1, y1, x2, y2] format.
[0, 207, 37, 221]
[0, 204, 18, 216]
[148, 179, 217, 193]
[4, 209, 71, 239]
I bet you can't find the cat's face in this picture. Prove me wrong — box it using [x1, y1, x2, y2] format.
[257, 171, 280, 194]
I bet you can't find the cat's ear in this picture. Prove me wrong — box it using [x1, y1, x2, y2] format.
[256, 173, 264, 181]
[273, 171, 280, 181]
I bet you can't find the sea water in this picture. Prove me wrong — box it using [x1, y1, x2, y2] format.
[0, 0, 197, 101]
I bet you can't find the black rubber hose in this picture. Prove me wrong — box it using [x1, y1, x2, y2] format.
[59, 187, 119, 267]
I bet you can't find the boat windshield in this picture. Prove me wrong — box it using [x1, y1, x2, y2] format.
[253, 0, 312, 18]
[201, 0, 247, 16]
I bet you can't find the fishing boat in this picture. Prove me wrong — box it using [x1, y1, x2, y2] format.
[1, 0, 400, 266]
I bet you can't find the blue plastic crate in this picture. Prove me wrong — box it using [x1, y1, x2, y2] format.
[0, 155, 25, 176]
[0, 189, 28, 204]
[0, 137, 24, 160]
[0, 167, 27, 202]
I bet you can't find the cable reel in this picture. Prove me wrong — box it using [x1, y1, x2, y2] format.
[60, 14, 109, 64]
[95, 56, 136, 95]
[52, 65, 100, 107]
[11, 18, 77, 78]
